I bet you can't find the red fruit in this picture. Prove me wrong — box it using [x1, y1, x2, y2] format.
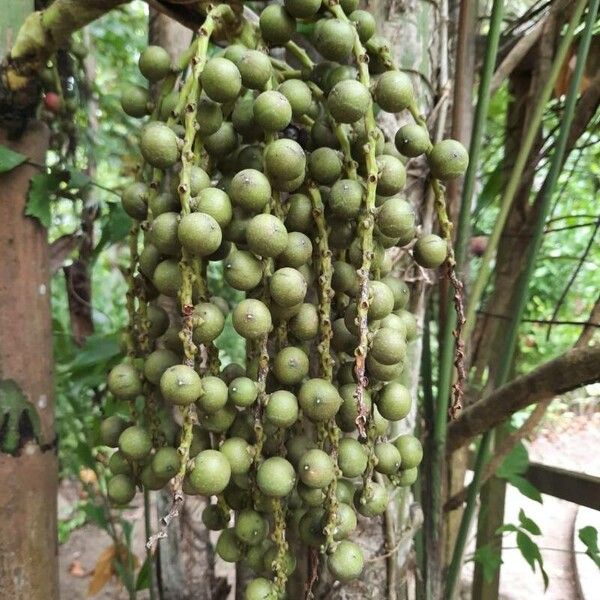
[470, 235, 488, 257]
[43, 92, 62, 113]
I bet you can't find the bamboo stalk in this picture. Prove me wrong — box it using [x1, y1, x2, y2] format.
[462, 0, 589, 342]
[444, 1, 598, 596]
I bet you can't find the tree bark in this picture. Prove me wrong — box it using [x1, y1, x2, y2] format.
[0, 121, 56, 599]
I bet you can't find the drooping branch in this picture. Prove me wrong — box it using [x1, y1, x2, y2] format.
[447, 344, 600, 452]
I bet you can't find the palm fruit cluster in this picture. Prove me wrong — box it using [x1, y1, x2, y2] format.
[103, 1, 467, 597]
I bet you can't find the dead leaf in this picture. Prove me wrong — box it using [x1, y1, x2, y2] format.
[79, 467, 98, 487]
[68, 560, 86, 577]
[87, 545, 116, 597]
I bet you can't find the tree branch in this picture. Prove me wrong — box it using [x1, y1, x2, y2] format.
[447, 344, 600, 452]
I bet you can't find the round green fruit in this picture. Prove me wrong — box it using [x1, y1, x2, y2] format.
[150, 211, 180, 256]
[153, 259, 182, 298]
[327, 80, 370, 124]
[121, 182, 148, 220]
[371, 327, 406, 365]
[228, 377, 258, 408]
[299, 448, 335, 489]
[329, 179, 363, 218]
[108, 450, 132, 476]
[375, 70, 414, 113]
[253, 91, 292, 132]
[265, 390, 299, 428]
[195, 187, 232, 228]
[160, 364, 203, 406]
[393, 434, 423, 469]
[338, 438, 368, 478]
[264, 138, 306, 182]
[192, 302, 225, 345]
[308, 147, 342, 185]
[108, 363, 141, 400]
[216, 528, 243, 562]
[197, 375, 228, 414]
[229, 169, 271, 214]
[376, 381, 411, 421]
[397, 466, 418, 487]
[232, 299, 272, 340]
[278, 231, 313, 268]
[224, 250, 263, 291]
[259, 5, 296, 46]
[235, 509, 268, 546]
[328, 540, 364, 582]
[152, 446, 181, 479]
[138, 45, 171, 82]
[428, 139, 469, 180]
[143, 349, 180, 385]
[376, 197, 415, 239]
[298, 378, 342, 422]
[202, 504, 230, 530]
[244, 578, 277, 600]
[413, 233, 448, 268]
[278, 79, 312, 117]
[197, 97, 223, 136]
[273, 346, 309, 385]
[246, 214, 288, 258]
[349, 10, 376, 42]
[289, 303, 319, 340]
[238, 50, 272, 90]
[395, 123, 431, 157]
[221, 437, 253, 475]
[270, 267, 307, 308]
[118, 426, 152, 461]
[354, 482, 389, 517]
[189, 449, 231, 496]
[107, 474, 136, 505]
[256, 457, 296, 497]
[314, 19, 354, 62]
[284, 0, 320, 18]
[140, 122, 179, 169]
[376, 154, 406, 196]
[201, 58, 241, 103]
[100, 415, 128, 448]
[374, 442, 402, 475]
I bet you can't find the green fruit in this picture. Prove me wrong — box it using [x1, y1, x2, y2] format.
[273, 346, 309, 385]
[394, 123, 431, 157]
[311, 118, 340, 149]
[119, 426, 152, 460]
[331, 318, 357, 356]
[221, 437, 253, 474]
[278, 231, 313, 268]
[284, 0, 320, 19]
[397, 466, 418, 486]
[394, 309, 418, 341]
[239, 50, 272, 90]
[198, 402, 237, 433]
[349, 10, 376, 42]
[278, 79, 312, 117]
[149, 192, 179, 216]
[158, 90, 177, 121]
[328, 540, 364, 582]
[216, 528, 244, 562]
[224, 250, 263, 291]
[201, 58, 242, 103]
[140, 122, 179, 169]
[371, 327, 406, 365]
[285, 194, 313, 234]
[354, 482, 389, 517]
[195, 187, 232, 228]
[121, 81, 153, 116]
[229, 169, 271, 213]
[286, 434, 316, 467]
[192, 301, 225, 345]
[197, 375, 228, 414]
[263, 546, 296, 576]
[376, 154, 406, 196]
[265, 390, 299, 428]
[336, 479, 356, 505]
[108, 363, 141, 400]
[314, 19, 355, 62]
[138, 45, 171, 81]
[246, 214, 289, 258]
[332, 503, 358, 540]
[259, 5, 296, 46]
[413, 233, 448, 268]
[152, 259, 182, 297]
[298, 378, 342, 422]
[329, 179, 363, 218]
[143, 349, 180, 385]
[190, 449, 231, 495]
[197, 97, 223, 136]
[341, 0, 359, 12]
[232, 96, 262, 140]
[107, 474, 136, 505]
[152, 446, 181, 479]
[327, 80, 370, 124]
[256, 457, 296, 497]
[235, 509, 268, 546]
[428, 139, 469, 180]
[393, 434, 423, 469]
[204, 122, 239, 157]
[237, 144, 264, 171]
[233, 299, 272, 340]
[244, 578, 277, 600]
[101, 416, 128, 447]
[121, 182, 148, 220]
[289, 303, 319, 340]
[178, 212, 222, 257]
[374, 442, 402, 475]
[160, 364, 203, 406]
[368, 280, 394, 320]
[308, 147, 342, 185]
[299, 508, 326, 546]
[253, 91, 292, 132]
[150, 211, 180, 256]
[375, 70, 414, 113]
[338, 438, 368, 478]
[202, 503, 230, 530]
[325, 65, 357, 94]
[108, 450, 132, 476]
[138, 244, 160, 279]
[376, 197, 415, 239]
[270, 267, 307, 308]
[221, 363, 246, 385]
[332, 261, 359, 295]
[366, 354, 403, 382]
[228, 377, 259, 408]
[161, 326, 184, 355]
[265, 138, 306, 182]
[382, 276, 410, 310]
[376, 381, 411, 421]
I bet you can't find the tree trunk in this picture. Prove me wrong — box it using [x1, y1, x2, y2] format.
[0, 121, 56, 598]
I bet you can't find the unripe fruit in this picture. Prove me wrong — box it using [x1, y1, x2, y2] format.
[329, 179, 363, 218]
[285, 193, 313, 233]
[278, 79, 312, 117]
[160, 364, 203, 406]
[298, 378, 342, 422]
[192, 302, 225, 345]
[413, 234, 448, 268]
[382, 276, 410, 310]
[428, 139, 469, 180]
[153, 259, 182, 297]
[284, 0, 321, 19]
[366, 354, 404, 382]
[394, 309, 418, 341]
[190, 449, 231, 495]
[109, 450, 132, 476]
[278, 231, 313, 268]
[143, 349, 180, 385]
[369, 280, 395, 320]
[349, 10, 376, 42]
[338, 438, 368, 478]
[376, 154, 406, 196]
[138, 244, 160, 279]
[397, 466, 418, 486]
[228, 377, 258, 408]
[259, 5, 296, 46]
[327, 80, 370, 124]
[224, 251, 263, 291]
[314, 19, 354, 62]
[198, 402, 237, 433]
[197, 97, 223, 136]
[273, 346, 309, 385]
[108, 474, 136, 505]
[393, 434, 423, 469]
[235, 509, 268, 545]
[332, 261, 359, 295]
[121, 84, 149, 118]
[311, 118, 340, 149]
[299, 508, 326, 546]
[140, 122, 179, 169]
[308, 147, 342, 185]
[253, 91, 292, 132]
[101, 415, 128, 447]
[201, 58, 242, 103]
[265, 138, 306, 182]
[138, 45, 171, 82]
[256, 457, 296, 497]
[375, 70, 414, 113]
[244, 578, 276, 600]
[376, 381, 411, 421]
[395, 123, 431, 157]
[221, 437, 253, 475]
[233, 299, 272, 340]
[341, 0, 360, 12]
[229, 169, 271, 214]
[178, 212, 222, 257]
[216, 528, 244, 562]
[202, 504, 230, 530]
[197, 375, 228, 413]
[204, 122, 239, 157]
[150, 211, 180, 256]
[376, 197, 415, 239]
[238, 50, 272, 90]
[299, 448, 335, 489]
[374, 441, 402, 474]
[108, 363, 142, 400]
[195, 187, 232, 228]
[289, 303, 319, 340]
[371, 327, 406, 365]
[265, 390, 299, 428]
[328, 540, 364, 582]
[246, 214, 289, 258]
[263, 546, 296, 576]
[286, 434, 317, 467]
[355, 481, 389, 517]
[270, 267, 307, 308]
[150, 192, 179, 216]
[119, 426, 152, 460]
[152, 446, 181, 479]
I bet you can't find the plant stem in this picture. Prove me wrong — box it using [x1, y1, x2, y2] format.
[463, 0, 589, 341]
[444, 1, 598, 596]
[143, 489, 157, 600]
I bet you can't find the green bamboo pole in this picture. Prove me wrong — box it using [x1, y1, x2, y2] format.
[143, 489, 157, 600]
[444, 2, 597, 596]
[462, 0, 589, 341]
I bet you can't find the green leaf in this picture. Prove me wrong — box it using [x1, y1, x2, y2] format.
[496, 441, 529, 478]
[68, 333, 121, 371]
[505, 474, 543, 503]
[81, 502, 109, 529]
[0, 144, 27, 172]
[519, 509, 542, 535]
[135, 557, 151, 591]
[473, 544, 503, 583]
[92, 202, 132, 260]
[579, 526, 600, 569]
[516, 531, 549, 589]
[26, 171, 64, 227]
[495, 523, 520, 535]
[66, 168, 91, 189]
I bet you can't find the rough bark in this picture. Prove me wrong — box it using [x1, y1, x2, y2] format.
[0, 121, 56, 598]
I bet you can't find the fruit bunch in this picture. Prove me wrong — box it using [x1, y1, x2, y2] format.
[102, 1, 467, 597]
